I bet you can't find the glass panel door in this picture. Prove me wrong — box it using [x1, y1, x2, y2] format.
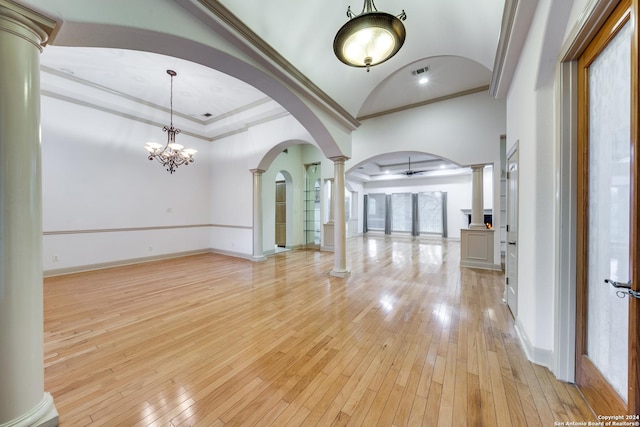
[586, 18, 631, 403]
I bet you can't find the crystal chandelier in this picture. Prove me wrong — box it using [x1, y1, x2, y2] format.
[333, 0, 407, 72]
[144, 70, 197, 174]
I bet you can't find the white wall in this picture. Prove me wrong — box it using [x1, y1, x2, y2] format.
[348, 92, 505, 168]
[41, 96, 330, 271]
[505, 0, 590, 368]
[41, 95, 212, 274]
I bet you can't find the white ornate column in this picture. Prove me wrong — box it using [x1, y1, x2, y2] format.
[326, 178, 334, 223]
[330, 157, 350, 278]
[250, 169, 266, 261]
[0, 4, 58, 427]
[469, 164, 486, 229]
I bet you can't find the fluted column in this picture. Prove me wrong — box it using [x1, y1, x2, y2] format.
[469, 165, 486, 229]
[0, 4, 58, 426]
[250, 169, 267, 261]
[330, 157, 350, 278]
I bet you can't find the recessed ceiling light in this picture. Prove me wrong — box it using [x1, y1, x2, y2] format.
[419, 77, 429, 84]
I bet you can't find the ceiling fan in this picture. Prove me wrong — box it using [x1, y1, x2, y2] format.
[398, 157, 426, 176]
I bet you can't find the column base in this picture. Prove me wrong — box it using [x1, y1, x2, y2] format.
[3, 392, 58, 427]
[460, 228, 499, 271]
[468, 223, 488, 230]
[251, 255, 267, 262]
[329, 270, 351, 278]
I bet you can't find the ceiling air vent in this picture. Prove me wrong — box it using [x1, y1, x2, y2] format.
[411, 66, 429, 76]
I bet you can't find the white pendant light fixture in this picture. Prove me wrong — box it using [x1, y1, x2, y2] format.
[333, 0, 407, 72]
[144, 70, 197, 174]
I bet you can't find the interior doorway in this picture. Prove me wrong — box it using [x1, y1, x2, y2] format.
[275, 180, 286, 248]
[506, 143, 519, 318]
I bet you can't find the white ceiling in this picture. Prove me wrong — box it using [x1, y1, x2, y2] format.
[29, 0, 507, 180]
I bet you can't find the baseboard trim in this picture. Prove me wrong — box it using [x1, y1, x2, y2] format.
[514, 317, 553, 369]
[1, 392, 58, 427]
[460, 260, 503, 271]
[43, 249, 244, 277]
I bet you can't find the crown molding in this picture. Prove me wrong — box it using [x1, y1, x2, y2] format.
[490, 0, 518, 97]
[41, 65, 292, 142]
[193, 0, 360, 131]
[357, 86, 490, 121]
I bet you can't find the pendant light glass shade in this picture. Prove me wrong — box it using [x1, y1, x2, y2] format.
[333, 1, 406, 71]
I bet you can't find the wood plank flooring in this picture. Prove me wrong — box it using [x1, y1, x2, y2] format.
[44, 235, 595, 426]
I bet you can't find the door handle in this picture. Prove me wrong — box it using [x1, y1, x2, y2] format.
[605, 279, 639, 299]
[508, 241, 516, 246]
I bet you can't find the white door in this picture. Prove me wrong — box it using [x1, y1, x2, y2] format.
[506, 147, 518, 317]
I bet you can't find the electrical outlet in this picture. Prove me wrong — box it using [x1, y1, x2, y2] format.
[148, 246, 153, 252]
[52, 255, 59, 262]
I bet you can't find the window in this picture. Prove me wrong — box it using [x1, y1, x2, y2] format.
[391, 193, 412, 232]
[367, 193, 386, 230]
[418, 192, 444, 234]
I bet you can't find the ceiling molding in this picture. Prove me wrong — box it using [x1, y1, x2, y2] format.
[357, 86, 490, 121]
[41, 89, 210, 141]
[43, 65, 282, 127]
[193, 0, 360, 129]
[42, 88, 291, 143]
[490, 0, 518, 97]
[209, 97, 274, 124]
[43, 65, 214, 126]
[208, 110, 291, 142]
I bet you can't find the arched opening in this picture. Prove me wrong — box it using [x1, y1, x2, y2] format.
[274, 170, 293, 252]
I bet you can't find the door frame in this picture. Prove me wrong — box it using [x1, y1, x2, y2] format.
[505, 142, 519, 318]
[556, 0, 640, 399]
[572, 0, 638, 415]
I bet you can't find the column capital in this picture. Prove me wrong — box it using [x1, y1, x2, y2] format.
[470, 164, 486, 171]
[249, 168, 265, 175]
[0, 2, 57, 50]
[329, 155, 350, 164]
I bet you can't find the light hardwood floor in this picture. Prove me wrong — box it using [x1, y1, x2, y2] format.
[44, 235, 595, 426]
